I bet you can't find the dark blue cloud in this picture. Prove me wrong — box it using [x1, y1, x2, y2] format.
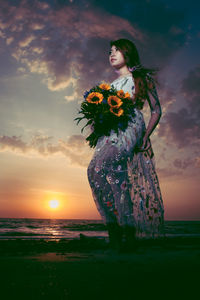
[82, 0, 187, 68]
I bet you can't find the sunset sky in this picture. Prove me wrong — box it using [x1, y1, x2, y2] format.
[0, 0, 199, 220]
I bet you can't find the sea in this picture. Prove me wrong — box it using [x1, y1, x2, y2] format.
[0, 218, 200, 241]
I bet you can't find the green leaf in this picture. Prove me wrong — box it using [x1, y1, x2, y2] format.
[81, 119, 93, 133]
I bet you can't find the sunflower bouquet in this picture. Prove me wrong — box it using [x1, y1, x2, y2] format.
[74, 82, 136, 148]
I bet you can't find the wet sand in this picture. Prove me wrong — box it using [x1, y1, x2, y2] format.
[0, 236, 199, 299]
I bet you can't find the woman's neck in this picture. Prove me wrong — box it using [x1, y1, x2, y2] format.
[115, 66, 132, 79]
[117, 73, 132, 79]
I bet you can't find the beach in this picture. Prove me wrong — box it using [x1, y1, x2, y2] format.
[0, 235, 199, 300]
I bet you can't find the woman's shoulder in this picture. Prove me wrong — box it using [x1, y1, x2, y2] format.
[110, 75, 135, 97]
[110, 74, 133, 85]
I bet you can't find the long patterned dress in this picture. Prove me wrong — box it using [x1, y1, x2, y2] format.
[87, 74, 165, 238]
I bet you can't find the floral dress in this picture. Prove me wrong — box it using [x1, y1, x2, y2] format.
[87, 74, 165, 238]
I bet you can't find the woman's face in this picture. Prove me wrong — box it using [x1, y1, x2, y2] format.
[109, 45, 126, 69]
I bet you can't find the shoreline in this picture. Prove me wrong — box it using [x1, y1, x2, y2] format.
[0, 235, 199, 299]
[0, 235, 200, 255]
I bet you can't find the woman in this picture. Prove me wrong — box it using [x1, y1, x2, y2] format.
[87, 38, 165, 253]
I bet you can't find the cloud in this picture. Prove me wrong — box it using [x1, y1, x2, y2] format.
[87, 0, 186, 62]
[0, 135, 29, 152]
[181, 65, 200, 116]
[0, 0, 143, 98]
[158, 107, 200, 148]
[58, 134, 94, 167]
[173, 157, 197, 169]
[18, 35, 36, 48]
[0, 0, 187, 102]
[0, 133, 93, 167]
[157, 65, 200, 149]
[156, 167, 182, 178]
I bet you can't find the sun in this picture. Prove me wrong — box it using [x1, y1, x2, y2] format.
[49, 199, 59, 209]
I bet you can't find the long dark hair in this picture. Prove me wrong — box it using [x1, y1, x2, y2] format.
[110, 38, 160, 110]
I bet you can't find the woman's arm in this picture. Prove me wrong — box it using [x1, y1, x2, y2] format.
[146, 79, 162, 134]
[138, 79, 162, 151]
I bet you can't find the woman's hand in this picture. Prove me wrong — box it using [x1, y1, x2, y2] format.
[137, 136, 151, 152]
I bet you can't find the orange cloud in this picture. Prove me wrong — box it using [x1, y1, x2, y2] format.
[0, 134, 93, 167]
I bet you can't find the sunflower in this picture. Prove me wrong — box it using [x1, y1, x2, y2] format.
[124, 92, 131, 99]
[117, 89, 125, 98]
[86, 92, 104, 104]
[107, 95, 122, 108]
[99, 83, 111, 90]
[110, 107, 124, 117]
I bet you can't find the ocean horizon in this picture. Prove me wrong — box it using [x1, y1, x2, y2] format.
[0, 218, 200, 241]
